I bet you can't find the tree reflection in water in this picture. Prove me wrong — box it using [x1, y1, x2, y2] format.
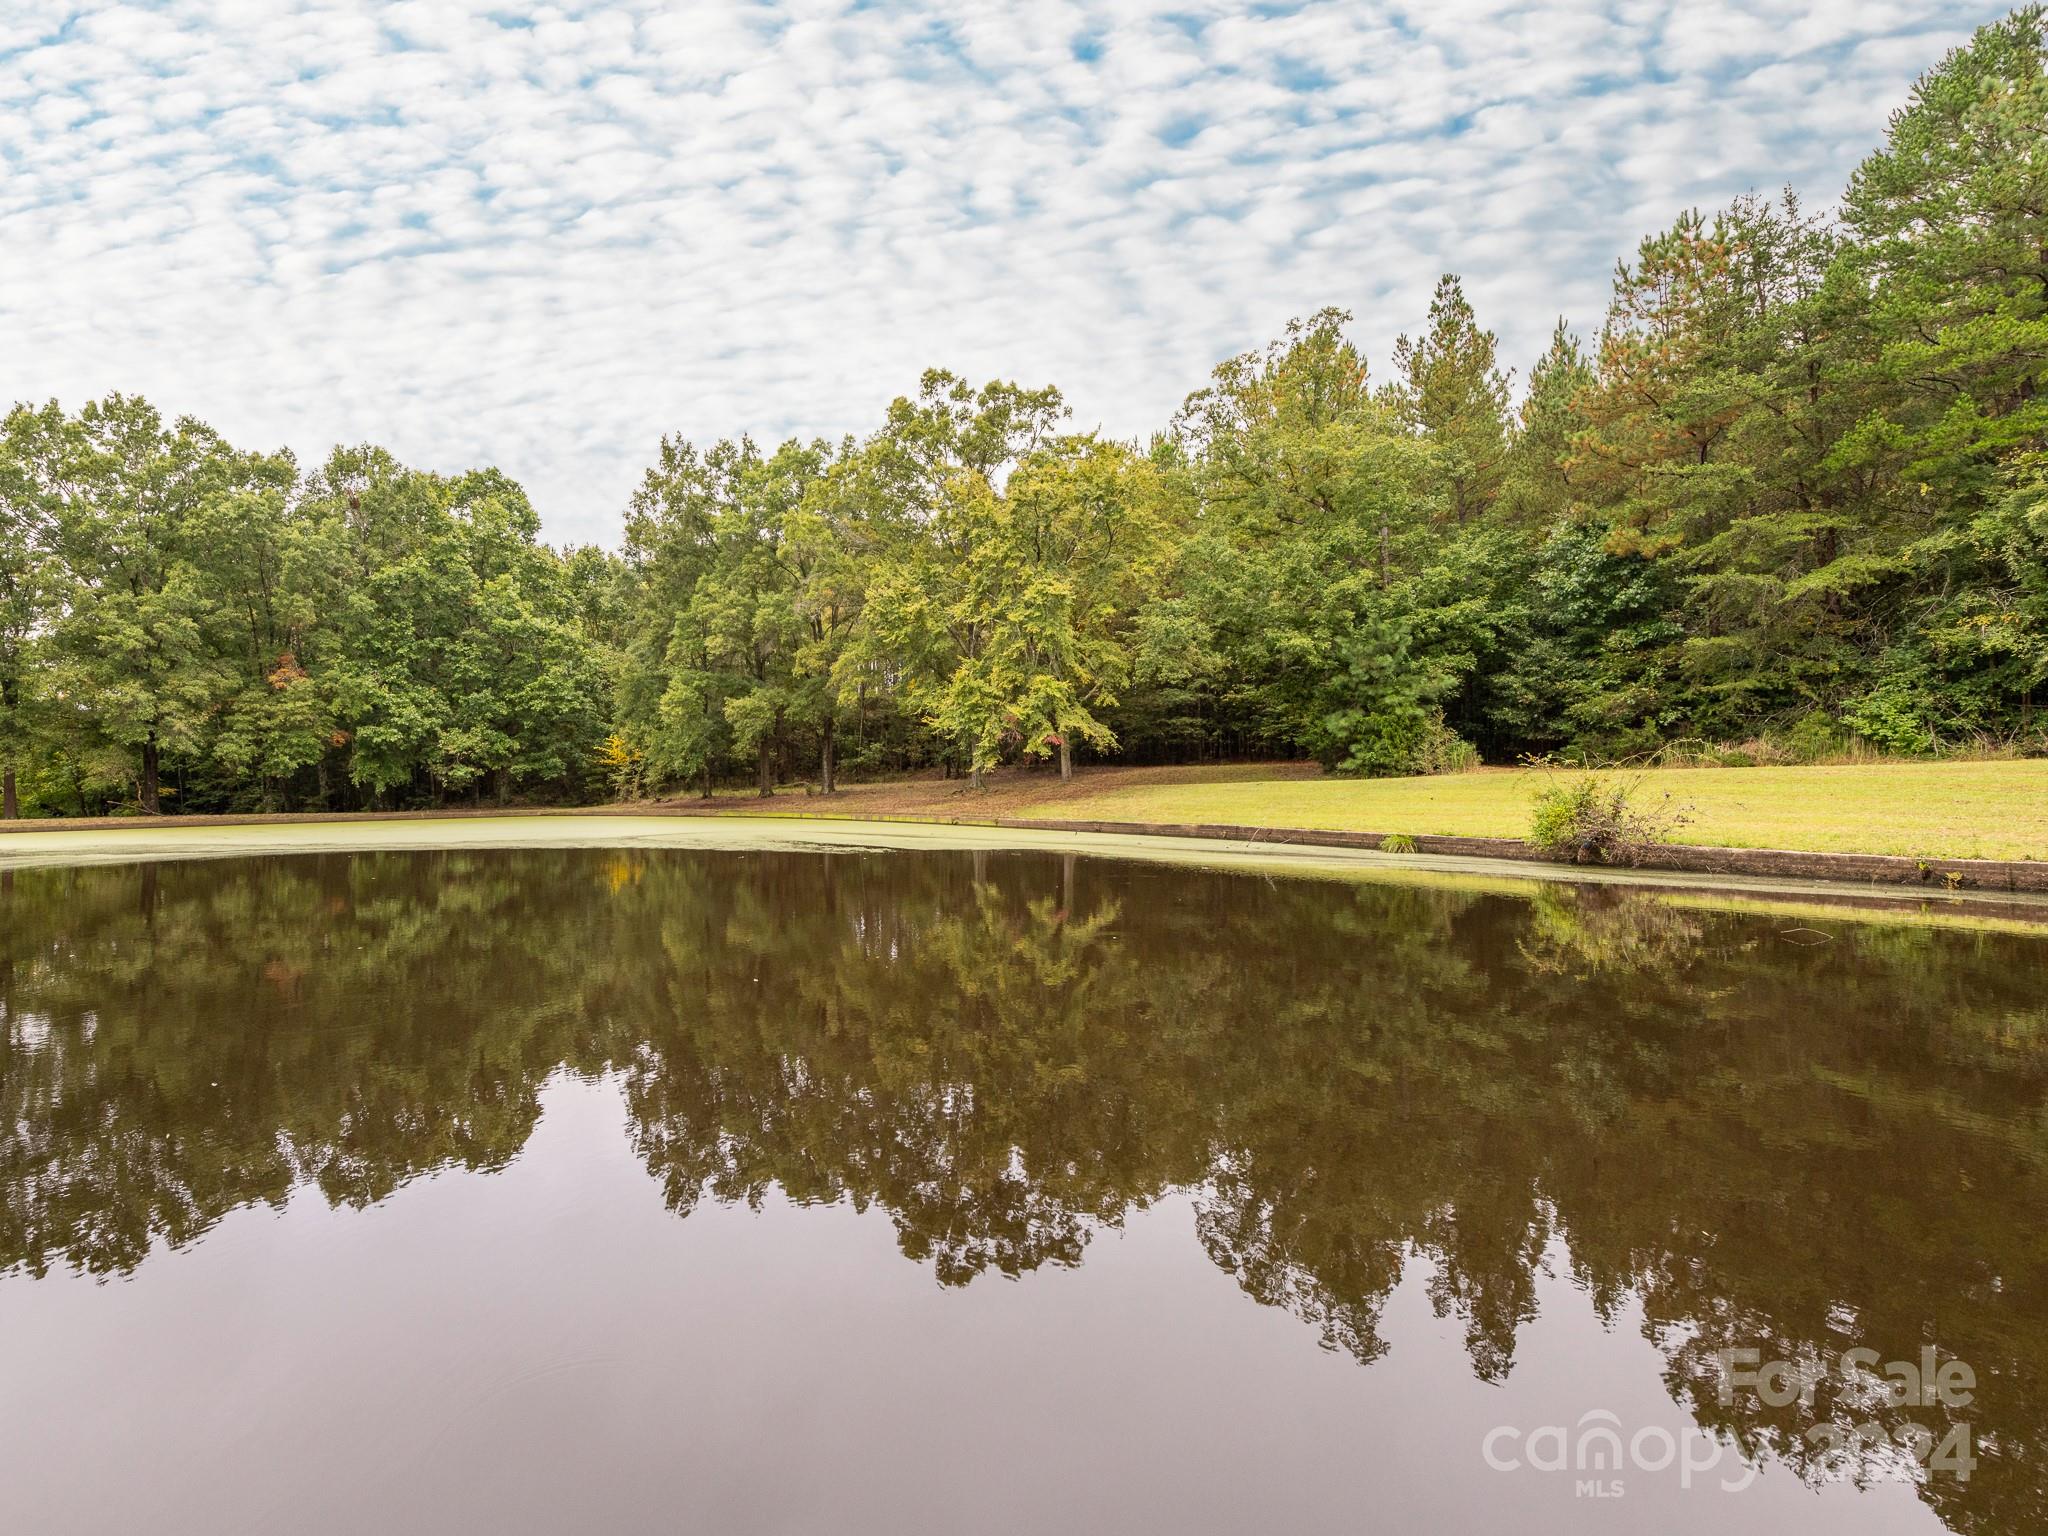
[2, 849, 2043, 1531]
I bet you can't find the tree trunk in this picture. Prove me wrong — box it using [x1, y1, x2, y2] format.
[1058, 737, 1072, 782]
[757, 739, 773, 798]
[969, 758, 984, 791]
[700, 762, 714, 801]
[139, 737, 162, 814]
[496, 767, 510, 807]
[820, 720, 836, 795]
[1, 764, 16, 819]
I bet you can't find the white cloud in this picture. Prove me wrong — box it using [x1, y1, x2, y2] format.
[0, 0, 2004, 545]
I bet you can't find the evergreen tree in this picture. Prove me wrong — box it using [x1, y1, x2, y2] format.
[1836, 4, 2048, 746]
[1389, 274, 1514, 526]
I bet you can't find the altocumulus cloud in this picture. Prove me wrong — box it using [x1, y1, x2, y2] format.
[0, 0, 2002, 544]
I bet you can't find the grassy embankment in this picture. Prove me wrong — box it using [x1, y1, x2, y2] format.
[3, 758, 2041, 862]
[691, 758, 2048, 862]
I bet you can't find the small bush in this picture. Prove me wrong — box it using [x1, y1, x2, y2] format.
[1325, 708, 1480, 777]
[1528, 773, 1692, 866]
[1841, 684, 1939, 755]
[1380, 832, 1418, 853]
[1781, 712, 1843, 762]
[1413, 718, 1481, 775]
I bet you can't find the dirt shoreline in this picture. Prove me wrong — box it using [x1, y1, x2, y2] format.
[3, 804, 2046, 911]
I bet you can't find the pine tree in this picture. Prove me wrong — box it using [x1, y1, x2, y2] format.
[1389, 275, 1514, 526]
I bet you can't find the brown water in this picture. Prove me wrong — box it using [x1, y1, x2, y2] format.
[0, 848, 2041, 1535]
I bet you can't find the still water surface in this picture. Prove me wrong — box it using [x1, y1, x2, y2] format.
[1, 848, 2042, 1534]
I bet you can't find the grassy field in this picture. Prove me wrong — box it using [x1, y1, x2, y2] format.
[5, 758, 2042, 861]
[702, 759, 2048, 861]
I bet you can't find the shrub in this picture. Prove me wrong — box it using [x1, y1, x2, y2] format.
[1528, 773, 1692, 866]
[1842, 683, 1939, 755]
[1781, 712, 1844, 762]
[1325, 709, 1432, 776]
[1321, 705, 1479, 778]
[1379, 832, 1418, 853]
[1412, 717, 1481, 775]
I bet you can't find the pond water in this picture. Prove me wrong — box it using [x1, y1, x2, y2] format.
[1, 847, 2042, 1534]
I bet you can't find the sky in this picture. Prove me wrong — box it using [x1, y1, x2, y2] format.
[0, 1, 2008, 547]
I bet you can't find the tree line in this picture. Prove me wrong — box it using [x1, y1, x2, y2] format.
[4, 9, 2048, 816]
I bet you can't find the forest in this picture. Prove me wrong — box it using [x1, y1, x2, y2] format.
[3, 9, 2048, 817]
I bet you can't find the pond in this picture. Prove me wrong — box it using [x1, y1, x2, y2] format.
[1, 846, 2042, 1534]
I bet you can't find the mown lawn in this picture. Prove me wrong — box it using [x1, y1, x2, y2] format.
[5, 759, 2040, 862]
[1043, 760, 2048, 860]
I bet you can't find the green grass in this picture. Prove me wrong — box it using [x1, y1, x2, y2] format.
[1049, 760, 2048, 861]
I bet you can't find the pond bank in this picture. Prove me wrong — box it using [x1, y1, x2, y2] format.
[985, 814, 2048, 894]
[702, 758, 2048, 861]
[4, 810, 2048, 926]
